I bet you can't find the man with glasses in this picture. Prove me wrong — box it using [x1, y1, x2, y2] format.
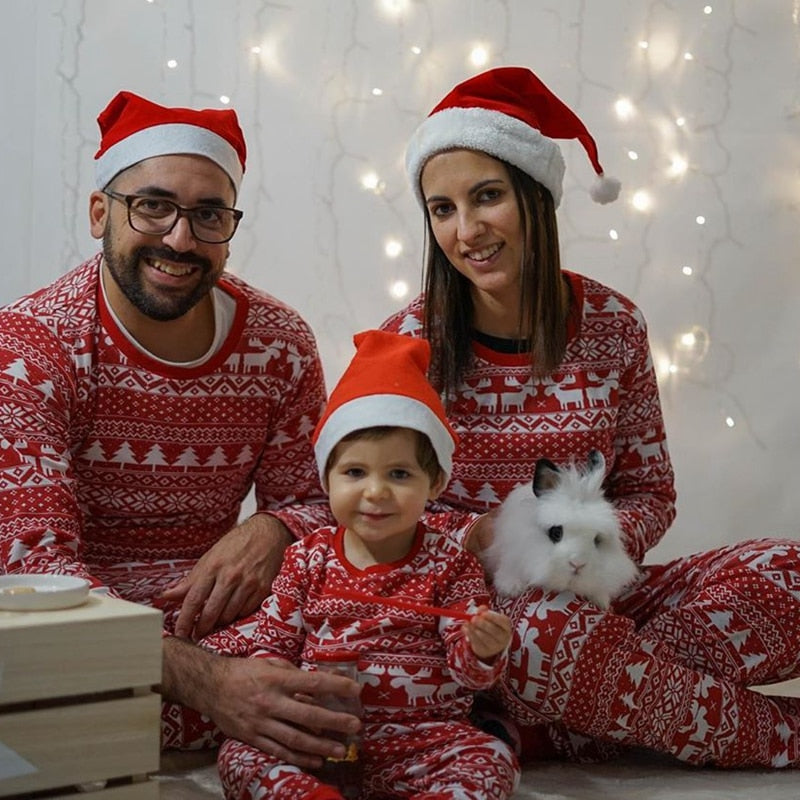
[0, 91, 362, 764]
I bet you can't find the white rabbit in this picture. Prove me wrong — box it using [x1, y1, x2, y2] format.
[486, 450, 639, 609]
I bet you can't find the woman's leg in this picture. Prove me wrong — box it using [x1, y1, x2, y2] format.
[628, 539, 800, 686]
[493, 586, 800, 767]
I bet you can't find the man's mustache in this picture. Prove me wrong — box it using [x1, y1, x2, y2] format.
[137, 247, 212, 270]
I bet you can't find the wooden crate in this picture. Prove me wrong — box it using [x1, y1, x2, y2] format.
[0, 593, 162, 798]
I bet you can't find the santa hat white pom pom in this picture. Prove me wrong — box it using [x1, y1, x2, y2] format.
[590, 174, 621, 204]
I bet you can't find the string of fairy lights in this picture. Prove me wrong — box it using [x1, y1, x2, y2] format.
[142, 0, 765, 435]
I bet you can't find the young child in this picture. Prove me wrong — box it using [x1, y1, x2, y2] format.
[216, 329, 519, 799]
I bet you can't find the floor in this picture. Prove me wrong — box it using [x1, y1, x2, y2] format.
[156, 680, 800, 799]
[157, 751, 800, 799]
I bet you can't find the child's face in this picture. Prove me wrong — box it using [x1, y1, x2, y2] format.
[327, 428, 445, 550]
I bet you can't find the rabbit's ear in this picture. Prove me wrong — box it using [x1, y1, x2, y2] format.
[585, 450, 607, 493]
[533, 458, 560, 496]
[587, 449, 604, 471]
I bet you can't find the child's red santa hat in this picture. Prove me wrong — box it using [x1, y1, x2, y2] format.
[313, 330, 457, 484]
[94, 91, 247, 193]
[405, 66, 620, 208]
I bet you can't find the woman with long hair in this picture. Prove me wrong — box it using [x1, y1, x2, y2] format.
[381, 66, 800, 768]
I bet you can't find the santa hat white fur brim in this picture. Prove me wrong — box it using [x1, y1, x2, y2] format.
[405, 106, 566, 207]
[314, 394, 455, 485]
[94, 122, 244, 192]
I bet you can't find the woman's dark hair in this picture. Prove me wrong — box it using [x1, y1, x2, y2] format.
[420, 157, 568, 401]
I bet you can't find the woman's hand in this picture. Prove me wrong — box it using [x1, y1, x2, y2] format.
[464, 511, 498, 567]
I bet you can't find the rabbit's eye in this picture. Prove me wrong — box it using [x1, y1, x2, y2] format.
[594, 533, 602, 546]
[548, 525, 563, 543]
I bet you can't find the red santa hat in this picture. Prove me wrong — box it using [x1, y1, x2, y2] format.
[94, 90, 246, 193]
[313, 330, 457, 484]
[405, 66, 620, 208]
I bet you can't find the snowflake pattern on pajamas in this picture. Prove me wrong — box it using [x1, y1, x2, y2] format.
[215, 524, 520, 798]
[381, 273, 800, 768]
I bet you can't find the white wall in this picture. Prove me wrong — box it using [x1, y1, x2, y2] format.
[3, 0, 799, 562]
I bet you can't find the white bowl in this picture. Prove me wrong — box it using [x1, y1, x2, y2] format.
[0, 574, 91, 611]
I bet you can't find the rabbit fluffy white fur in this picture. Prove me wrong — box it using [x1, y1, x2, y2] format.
[486, 451, 639, 609]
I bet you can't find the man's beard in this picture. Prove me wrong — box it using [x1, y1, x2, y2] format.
[102, 231, 218, 322]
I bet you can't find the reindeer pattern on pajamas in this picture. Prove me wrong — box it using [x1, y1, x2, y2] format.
[381, 271, 800, 768]
[215, 524, 520, 798]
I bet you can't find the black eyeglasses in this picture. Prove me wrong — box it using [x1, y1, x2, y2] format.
[103, 190, 243, 244]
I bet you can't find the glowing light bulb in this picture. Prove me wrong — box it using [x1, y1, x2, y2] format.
[167, 59, 178, 69]
[632, 190, 652, 212]
[470, 45, 489, 67]
[676, 116, 687, 127]
[684, 52, 694, 61]
[655, 353, 675, 381]
[682, 265, 693, 276]
[675, 326, 710, 364]
[614, 97, 635, 121]
[389, 280, 409, 300]
[361, 172, 379, 191]
[372, 87, 383, 96]
[360, 171, 385, 194]
[385, 239, 403, 258]
[725, 416, 735, 428]
[627, 150, 639, 160]
[609, 229, 619, 241]
[380, 0, 409, 16]
[696, 215, 706, 225]
[411, 46, 422, 55]
[638, 40, 649, 50]
[253, 39, 283, 76]
[704, 5, 713, 13]
[668, 154, 688, 177]
[219, 95, 230, 105]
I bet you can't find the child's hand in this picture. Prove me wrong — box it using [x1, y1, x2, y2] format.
[462, 605, 512, 662]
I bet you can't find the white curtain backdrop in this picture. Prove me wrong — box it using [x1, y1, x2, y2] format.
[3, 0, 799, 563]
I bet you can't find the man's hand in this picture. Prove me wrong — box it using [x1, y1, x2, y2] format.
[162, 640, 362, 768]
[161, 513, 293, 639]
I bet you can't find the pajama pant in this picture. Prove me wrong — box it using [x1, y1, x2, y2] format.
[163, 538, 800, 768]
[217, 719, 519, 799]
[492, 538, 800, 767]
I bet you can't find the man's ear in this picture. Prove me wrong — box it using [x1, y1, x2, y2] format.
[89, 190, 110, 239]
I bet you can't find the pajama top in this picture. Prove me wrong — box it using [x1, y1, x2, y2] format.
[381, 271, 800, 770]
[0, 254, 331, 608]
[381, 270, 676, 563]
[247, 523, 507, 722]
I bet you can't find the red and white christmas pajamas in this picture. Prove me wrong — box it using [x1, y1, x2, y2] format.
[215, 524, 520, 798]
[0, 254, 332, 747]
[381, 271, 800, 768]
